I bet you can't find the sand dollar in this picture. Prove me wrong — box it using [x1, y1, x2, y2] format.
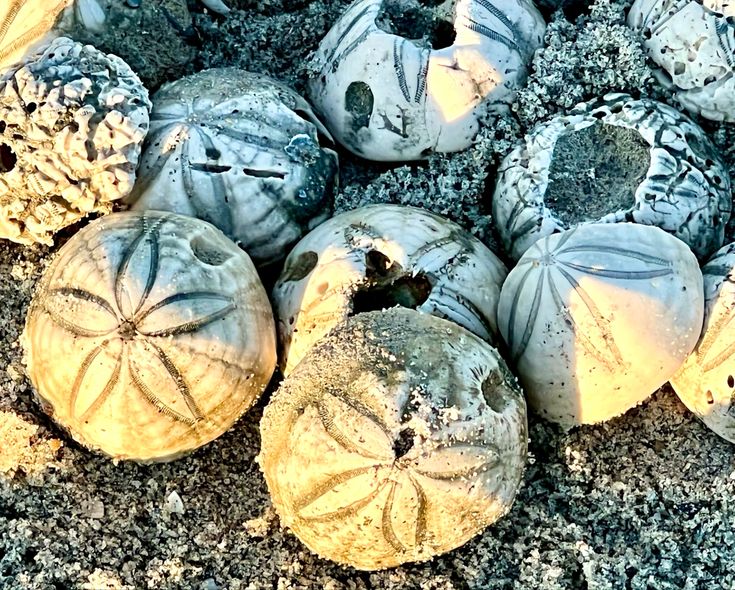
[259, 308, 527, 570]
[23, 210, 276, 462]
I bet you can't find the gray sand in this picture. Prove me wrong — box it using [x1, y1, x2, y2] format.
[2, 0, 735, 588]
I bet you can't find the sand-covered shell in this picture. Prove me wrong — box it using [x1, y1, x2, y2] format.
[259, 308, 527, 570]
[125, 68, 339, 267]
[307, 0, 545, 161]
[492, 93, 731, 261]
[628, 0, 735, 121]
[0, 36, 150, 245]
[497, 223, 704, 428]
[23, 211, 277, 462]
[670, 242, 735, 443]
[272, 204, 508, 375]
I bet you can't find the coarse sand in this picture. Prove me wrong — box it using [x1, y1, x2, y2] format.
[2, 0, 735, 588]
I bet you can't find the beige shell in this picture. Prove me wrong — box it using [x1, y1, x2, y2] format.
[23, 211, 277, 462]
[272, 204, 508, 375]
[259, 308, 528, 570]
[670, 242, 735, 443]
[497, 223, 704, 428]
[0, 36, 150, 245]
[0, 0, 70, 71]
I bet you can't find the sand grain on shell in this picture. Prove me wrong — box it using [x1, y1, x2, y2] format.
[2, 0, 735, 588]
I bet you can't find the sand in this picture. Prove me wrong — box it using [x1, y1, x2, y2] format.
[2, 0, 735, 588]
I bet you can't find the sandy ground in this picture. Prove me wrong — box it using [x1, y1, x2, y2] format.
[2, 0, 735, 588]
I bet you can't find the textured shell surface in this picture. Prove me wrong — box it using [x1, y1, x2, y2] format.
[0, 36, 151, 245]
[497, 223, 704, 428]
[670, 242, 735, 444]
[23, 210, 277, 462]
[0, 0, 71, 71]
[306, 0, 545, 161]
[628, 0, 735, 121]
[272, 204, 508, 375]
[492, 93, 731, 261]
[259, 308, 527, 570]
[124, 68, 339, 267]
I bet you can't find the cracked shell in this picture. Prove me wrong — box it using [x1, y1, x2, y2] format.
[497, 223, 704, 428]
[259, 308, 527, 570]
[125, 68, 339, 267]
[0, 36, 151, 245]
[670, 242, 735, 444]
[307, 0, 545, 161]
[273, 204, 508, 375]
[23, 210, 277, 462]
[628, 0, 735, 121]
[492, 93, 731, 261]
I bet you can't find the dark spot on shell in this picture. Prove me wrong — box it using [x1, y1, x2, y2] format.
[345, 82, 374, 131]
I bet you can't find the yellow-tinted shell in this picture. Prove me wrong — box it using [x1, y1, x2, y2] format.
[24, 211, 277, 462]
[0, 0, 70, 71]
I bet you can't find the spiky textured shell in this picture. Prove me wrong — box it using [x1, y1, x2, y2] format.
[306, 0, 545, 161]
[0, 37, 150, 245]
[628, 0, 735, 121]
[497, 223, 704, 428]
[492, 93, 731, 261]
[23, 211, 276, 462]
[272, 204, 508, 375]
[670, 242, 735, 443]
[125, 68, 339, 267]
[259, 308, 527, 570]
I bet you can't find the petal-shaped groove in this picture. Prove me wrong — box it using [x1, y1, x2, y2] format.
[43, 287, 119, 337]
[555, 266, 624, 366]
[115, 216, 164, 320]
[412, 443, 500, 480]
[382, 481, 405, 552]
[69, 338, 123, 419]
[127, 340, 203, 425]
[317, 395, 394, 461]
[294, 465, 385, 522]
[408, 473, 428, 547]
[136, 291, 236, 337]
[559, 260, 673, 280]
[510, 266, 545, 363]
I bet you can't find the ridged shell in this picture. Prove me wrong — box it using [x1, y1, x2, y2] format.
[0, 36, 151, 245]
[272, 204, 508, 375]
[670, 242, 735, 443]
[23, 211, 277, 462]
[628, 0, 735, 121]
[307, 0, 545, 161]
[125, 68, 339, 267]
[497, 223, 704, 428]
[492, 93, 731, 261]
[259, 308, 527, 570]
[0, 0, 69, 71]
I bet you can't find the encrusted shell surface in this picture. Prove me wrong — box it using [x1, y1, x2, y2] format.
[670, 242, 735, 443]
[0, 36, 151, 245]
[628, 0, 735, 121]
[125, 68, 339, 267]
[307, 0, 545, 161]
[0, 0, 70, 71]
[259, 308, 527, 570]
[492, 93, 731, 261]
[497, 223, 704, 428]
[272, 204, 508, 375]
[23, 210, 277, 462]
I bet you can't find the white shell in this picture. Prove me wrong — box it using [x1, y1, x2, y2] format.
[272, 204, 508, 375]
[497, 223, 704, 428]
[259, 308, 527, 570]
[200, 0, 231, 15]
[670, 242, 735, 443]
[72, 0, 106, 32]
[125, 68, 338, 267]
[0, 37, 150, 245]
[628, 0, 735, 121]
[0, 0, 70, 71]
[23, 211, 277, 462]
[492, 93, 731, 261]
[307, 0, 545, 161]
